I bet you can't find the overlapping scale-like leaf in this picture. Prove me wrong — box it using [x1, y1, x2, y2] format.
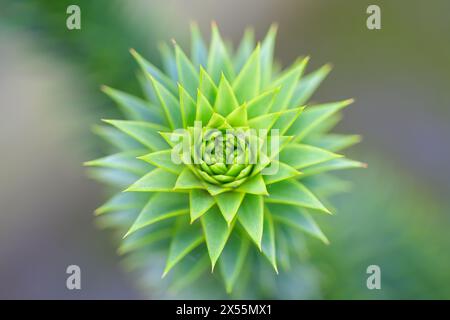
[234, 28, 255, 73]
[158, 42, 178, 82]
[215, 192, 245, 225]
[268, 203, 329, 244]
[266, 180, 331, 214]
[219, 232, 250, 293]
[175, 44, 198, 91]
[261, 209, 278, 273]
[130, 48, 177, 95]
[95, 192, 149, 216]
[214, 74, 239, 116]
[260, 24, 277, 88]
[139, 149, 181, 174]
[84, 150, 152, 175]
[290, 64, 332, 107]
[287, 99, 354, 141]
[201, 206, 233, 270]
[102, 120, 169, 150]
[269, 57, 309, 112]
[179, 85, 197, 128]
[232, 44, 260, 103]
[237, 194, 264, 248]
[304, 133, 362, 152]
[208, 23, 234, 83]
[125, 168, 178, 192]
[163, 216, 204, 277]
[279, 144, 342, 170]
[190, 23, 208, 68]
[125, 193, 189, 237]
[189, 189, 215, 222]
[247, 87, 279, 118]
[101, 86, 165, 124]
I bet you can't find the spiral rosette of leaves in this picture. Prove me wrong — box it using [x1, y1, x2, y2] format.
[86, 23, 365, 296]
[191, 127, 257, 184]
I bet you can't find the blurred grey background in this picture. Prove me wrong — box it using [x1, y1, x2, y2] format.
[0, 0, 449, 299]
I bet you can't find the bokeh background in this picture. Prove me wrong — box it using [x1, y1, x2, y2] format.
[1, 0, 449, 299]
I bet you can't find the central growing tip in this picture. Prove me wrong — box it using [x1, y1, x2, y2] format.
[193, 128, 256, 186]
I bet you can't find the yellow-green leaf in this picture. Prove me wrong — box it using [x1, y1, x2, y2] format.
[198, 66, 218, 105]
[305, 134, 362, 152]
[207, 23, 235, 83]
[190, 189, 215, 222]
[237, 194, 264, 248]
[301, 157, 367, 176]
[130, 48, 177, 94]
[247, 87, 280, 118]
[125, 193, 189, 237]
[174, 167, 205, 190]
[279, 144, 342, 169]
[219, 232, 250, 293]
[179, 84, 197, 128]
[260, 24, 277, 87]
[232, 44, 260, 103]
[235, 175, 268, 195]
[101, 86, 165, 124]
[287, 99, 353, 142]
[263, 160, 301, 185]
[85, 150, 151, 176]
[149, 74, 183, 129]
[270, 57, 309, 112]
[201, 206, 233, 270]
[234, 28, 255, 73]
[215, 192, 245, 225]
[269, 203, 329, 244]
[125, 168, 178, 192]
[102, 120, 168, 151]
[163, 217, 204, 277]
[190, 22, 208, 68]
[261, 209, 278, 272]
[175, 43, 199, 98]
[226, 104, 248, 127]
[214, 74, 239, 116]
[266, 180, 330, 214]
[291, 64, 332, 106]
[196, 90, 215, 125]
[138, 149, 182, 174]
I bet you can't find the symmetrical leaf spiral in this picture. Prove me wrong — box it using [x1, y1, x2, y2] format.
[86, 23, 364, 294]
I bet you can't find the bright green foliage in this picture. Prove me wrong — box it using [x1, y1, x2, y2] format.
[86, 23, 363, 294]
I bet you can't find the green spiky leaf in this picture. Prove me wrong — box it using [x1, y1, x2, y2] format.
[201, 206, 233, 269]
[163, 217, 204, 276]
[219, 232, 250, 293]
[125, 193, 188, 236]
[237, 194, 264, 248]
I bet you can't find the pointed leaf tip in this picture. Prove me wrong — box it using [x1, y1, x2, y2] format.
[201, 206, 233, 270]
[237, 195, 264, 248]
[163, 217, 204, 277]
[215, 192, 246, 225]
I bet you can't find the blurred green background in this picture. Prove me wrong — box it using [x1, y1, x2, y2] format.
[0, 0, 449, 299]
